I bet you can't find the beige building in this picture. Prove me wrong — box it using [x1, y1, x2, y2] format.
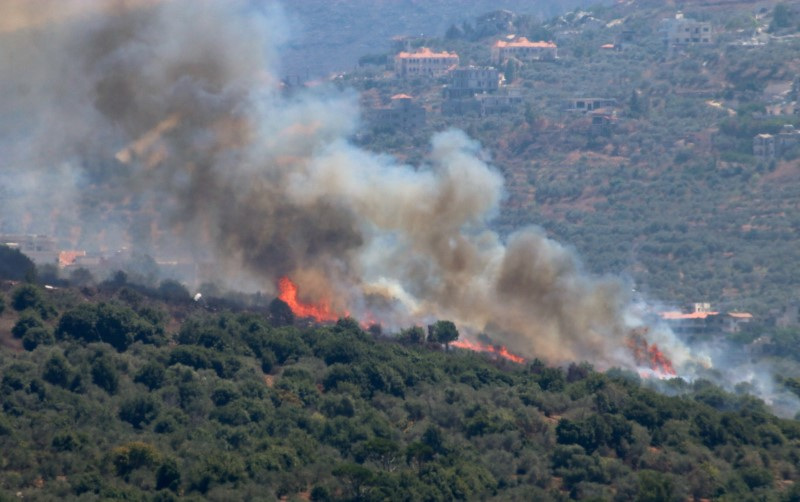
[491, 37, 557, 64]
[394, 48, 459, 78]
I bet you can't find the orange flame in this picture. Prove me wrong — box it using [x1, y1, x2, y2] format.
[627, 329, 676, 377]
[647, 344, 675, 375]
[278, 276, 340, 323]
[451, 339, 526, 364]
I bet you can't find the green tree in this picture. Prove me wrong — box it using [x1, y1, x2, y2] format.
[58, 302, 159, 351]
[398, 326, 425, 345]
[134, 362, 165, 390]
[268, 298, 295, 327]
[12, 310, 46, 339]
[332, 462, 375, 500]
[57, 304, 100, 342]
[91, 356, 119, 394]
[406, 442, 435, 471]
[355, 438, 401, 471]
[155, 459, 181, 492]
[94, 303, 141, 351]
[428, 320, 459, 349]
[119, 395, 160, 428]
[0, 245, 36, 281]
[636, 470, 674, 502]
[22, 327, 54, 351]
[111, 441, 160, 476]
[43, 353, 71, 387]
[11, 284, 54, 318]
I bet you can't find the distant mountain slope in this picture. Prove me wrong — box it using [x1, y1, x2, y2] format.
[279, 0, 613, 77]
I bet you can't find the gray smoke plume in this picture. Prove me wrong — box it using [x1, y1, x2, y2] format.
[0, 0, 678, 373]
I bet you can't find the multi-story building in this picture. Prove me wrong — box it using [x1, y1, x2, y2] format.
[475, 90, 523, 115]
[491, 37, 557, 64]
[778, 124, 800, 153]
[394, 48, 459, 78]
[443, 67, 500, 99]
[368, 94, 426, 130]
[754, 125, 800, 159]
[1, 234, 58, 265]
[662, 12, 712, 51]
[754, 133, 776, 158]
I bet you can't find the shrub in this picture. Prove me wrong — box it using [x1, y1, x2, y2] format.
[111, 442, 160, 476]
[158, 279, 191, 303]
[91, 356, 120, 394]
[134, 362, 166, 390]
[57, 304, 100, 343]
[156, 459, 182, 491]
[12, 311, 46, 339]
[11, 285, 55, 319]
[42, 354, 71, 387]
[58, 302, 160, 351]
[119, 395, 160, 428]
[22, 327, 55, 351]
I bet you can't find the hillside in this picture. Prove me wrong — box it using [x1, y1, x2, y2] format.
[2, 1, 800, 500]
[279, 0, 612, 78]
[2, 281, 800, 501]
[344, 0, 800, 315]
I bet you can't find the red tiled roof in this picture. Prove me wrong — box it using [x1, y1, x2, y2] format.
[58, 250, 86, 267]
[493, 37, 557, 49]
[660, 311, 719, 320]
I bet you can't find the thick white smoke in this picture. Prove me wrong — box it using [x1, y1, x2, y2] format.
[3, 1, 798, 418]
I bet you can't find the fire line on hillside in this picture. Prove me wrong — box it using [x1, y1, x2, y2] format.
[277, 277, 678, 374]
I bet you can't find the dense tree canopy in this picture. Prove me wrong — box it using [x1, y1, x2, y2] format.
[0, 283, 799, 501]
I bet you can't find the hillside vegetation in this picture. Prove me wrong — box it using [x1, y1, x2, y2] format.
[280, 0, 610, 77]
[344, 0, 800, 314]
[2, 281, 800, 501]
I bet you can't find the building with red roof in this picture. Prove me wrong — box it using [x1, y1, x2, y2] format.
[491, 37, 557, 64]
[394, 48, 459, 78]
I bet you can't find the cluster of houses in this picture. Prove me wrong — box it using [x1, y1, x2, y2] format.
[1, 233, 197, 285]
[653, 300, 800, 360]
[368, 11, 718, 131]
[369, 36, 557, 129]
[658, 302, 753, 336]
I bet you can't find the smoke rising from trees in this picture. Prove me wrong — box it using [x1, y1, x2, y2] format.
[4, 1, 799, 418]
[0, 0, 643, 368]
